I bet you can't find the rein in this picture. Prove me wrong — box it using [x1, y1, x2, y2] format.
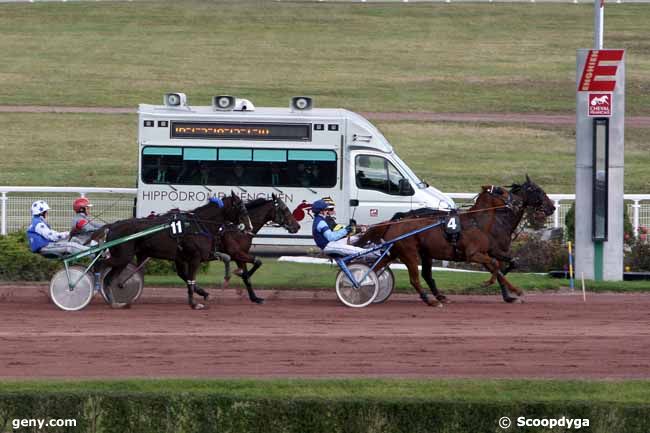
[366, 205, 509, 229]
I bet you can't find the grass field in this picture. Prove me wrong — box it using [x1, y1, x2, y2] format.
[145, 259, 650, 292]
[1, 2, 650, 192]
[2, 378, 648, 403]
[2, 112, 650, 192]
[1, 1, 649, 114]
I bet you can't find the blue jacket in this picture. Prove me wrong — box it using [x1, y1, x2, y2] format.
[26, 216, 51, 252]
[312, 215, 348, 250]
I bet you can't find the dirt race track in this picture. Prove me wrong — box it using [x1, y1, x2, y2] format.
[0, 285, 649, 380]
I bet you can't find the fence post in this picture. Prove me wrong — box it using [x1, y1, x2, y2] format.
[632, 200, 640, 238]
[553, 200, 561, 228]
[1, 192, 7, 236]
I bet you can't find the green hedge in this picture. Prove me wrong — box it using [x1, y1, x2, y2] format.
[0, 232, 206, 281]
[0, 232, 59, 281]
[0, 392, 648, 433]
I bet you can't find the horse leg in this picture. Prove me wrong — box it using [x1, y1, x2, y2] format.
[213, 251, 232, 289]
[176, 258, 209, 302]
[473, 255, 522, 303]
[402, 255, 442, 308]
[480, 254, 515, 288]
[419, 252, 449, 303]
[231, 255, 264, 304]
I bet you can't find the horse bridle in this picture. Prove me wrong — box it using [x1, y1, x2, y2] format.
[486, 185, 515, 210]
[235, 198, 254, 233]
[269, 198, 292, 229]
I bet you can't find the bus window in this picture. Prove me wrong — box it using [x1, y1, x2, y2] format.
[142, 147, 183, 184]
[355, 155, 412, 196]
[287, 150, 336, 188]
[141, 147, 337, 187]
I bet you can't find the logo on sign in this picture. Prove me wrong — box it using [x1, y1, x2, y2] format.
[578, 49, 624, 92]
[588, 93, 612, 117]
[370, 209, 378, 217]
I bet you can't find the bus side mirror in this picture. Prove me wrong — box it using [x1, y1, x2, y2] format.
[399, 179, 414, 196]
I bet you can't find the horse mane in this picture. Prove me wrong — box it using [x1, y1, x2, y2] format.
[246, 198, 269, 210]
[390, 207, 445, 221]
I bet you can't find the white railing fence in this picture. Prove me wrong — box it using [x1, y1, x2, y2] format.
[0, 187, 137, 236]
[2, 186, 650, 238]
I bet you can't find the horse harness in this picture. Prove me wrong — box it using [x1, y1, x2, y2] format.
[163, 210, 246, 258]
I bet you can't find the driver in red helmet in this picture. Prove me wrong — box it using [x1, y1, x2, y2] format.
[71, 197, 104, 245]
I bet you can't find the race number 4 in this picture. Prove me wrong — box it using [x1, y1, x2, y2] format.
[445, 215, 461, 234]
[170, 220, 183, 236]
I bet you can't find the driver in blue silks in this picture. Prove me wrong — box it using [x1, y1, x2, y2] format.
[311, 199, 372, 258]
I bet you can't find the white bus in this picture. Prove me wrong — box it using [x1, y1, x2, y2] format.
[136, 94, 454, 246]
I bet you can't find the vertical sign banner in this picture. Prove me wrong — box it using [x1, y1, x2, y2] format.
[575, 48, 625, 281]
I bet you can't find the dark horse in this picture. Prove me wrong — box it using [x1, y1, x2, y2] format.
[218, 194, 301, 304]
[103, 193, 250, 309]
[355, 176, 555, 307]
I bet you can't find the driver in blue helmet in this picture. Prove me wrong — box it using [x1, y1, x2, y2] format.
[311, 199, 372, 257]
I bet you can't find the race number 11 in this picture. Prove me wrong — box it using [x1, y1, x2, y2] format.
[170, 220, 183, 235]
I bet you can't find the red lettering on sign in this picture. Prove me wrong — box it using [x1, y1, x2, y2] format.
[577, 49, 624, 92]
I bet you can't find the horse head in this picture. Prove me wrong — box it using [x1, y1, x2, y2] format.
[212, 192, 253, 232]
[511, 175, 556, 224]
[473, 185, 513, 210]
[270, 193, 301, 234]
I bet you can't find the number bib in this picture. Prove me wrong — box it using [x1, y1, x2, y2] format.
[169, 214, 186, 237]
[444, 214, 461, 235]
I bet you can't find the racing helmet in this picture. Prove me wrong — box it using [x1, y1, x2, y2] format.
[73, 197, 93, 213]
[31, 200, 50, 216]
[322, 196, 336, 208]
[311, 199, 331, 214]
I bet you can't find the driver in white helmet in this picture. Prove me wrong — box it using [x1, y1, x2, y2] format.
[26, 200, 90, 257]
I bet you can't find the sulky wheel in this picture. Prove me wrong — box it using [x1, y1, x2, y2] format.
[49, 265, 94, 311]
[335, 263, 379, 308]
[373, 267, 395, 304]
[102, 264, 144, 306]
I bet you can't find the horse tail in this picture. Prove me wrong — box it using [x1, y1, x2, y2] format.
[355, 223, 390, 247]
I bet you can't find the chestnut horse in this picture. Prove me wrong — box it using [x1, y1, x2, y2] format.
[355, 176, 555, 306]
[218, 194, 301, 304]
[103, 193, 250, 309]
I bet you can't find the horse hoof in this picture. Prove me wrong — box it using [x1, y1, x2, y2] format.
[111, 303, 128, 309]
[436, 296, 451, 304]
[192, 303, 206, 310]
[503, 297, 519, 304]
[222, 280, 229, 289]
[252, 297, 265, 305]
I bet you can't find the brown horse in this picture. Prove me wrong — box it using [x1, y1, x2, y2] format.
[355, 176, 555, 306]
[103, 193, 250, 309]
[218, 194, 301, 304]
